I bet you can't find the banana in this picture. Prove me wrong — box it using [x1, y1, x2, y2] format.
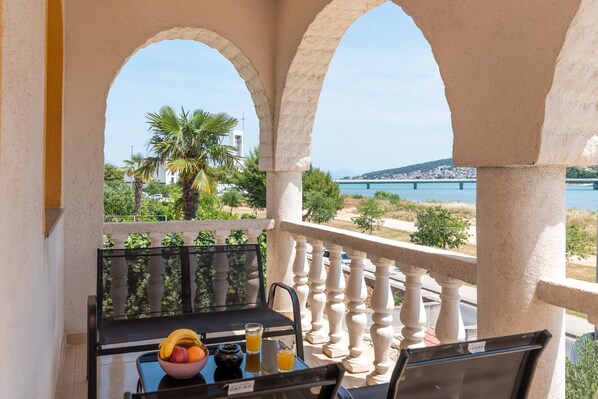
[159, 329, 202, 359]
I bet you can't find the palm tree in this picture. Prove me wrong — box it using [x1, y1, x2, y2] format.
[123, 153, 146, 216]
[139, 106, 240, 220]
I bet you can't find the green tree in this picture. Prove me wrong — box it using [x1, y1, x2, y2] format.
[139, 106, 240, 220]
[566, 335, 598, 399]
[104, 163, 125, 185]
[103, 183, 134, 221]
[144, 180, 172, 197]
[303, 191, 338, 224]
[410, 206, 470, 249]
[352, 198, 385, 234]
[231, 148, 266, 211]
[566, 224, 596, 260]
[302, 166, 344, 211]
[123, 153, 146, 215]
[220, 188, 244, 214]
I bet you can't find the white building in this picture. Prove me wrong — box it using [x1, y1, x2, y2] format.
[124, 163, 179, 185]
[230, 129, 244, 158]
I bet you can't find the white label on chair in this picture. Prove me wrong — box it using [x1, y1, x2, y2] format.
[468, 341, 486, 353]
[228, 380, 255, 395]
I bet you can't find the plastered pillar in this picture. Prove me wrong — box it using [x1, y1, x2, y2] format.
[477, 166, 566, 399]
[266, 171, 302, 311]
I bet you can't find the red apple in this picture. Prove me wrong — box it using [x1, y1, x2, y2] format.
[169, 346, 188, 363]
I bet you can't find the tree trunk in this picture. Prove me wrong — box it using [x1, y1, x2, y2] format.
[134, 178, 143, 215]
[182, 177, 200, 220]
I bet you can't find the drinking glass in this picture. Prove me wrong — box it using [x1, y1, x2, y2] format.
[276, 341, 295, 372]
[245, 323, 263, 354]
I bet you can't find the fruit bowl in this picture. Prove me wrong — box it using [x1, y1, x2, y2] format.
[158, 345, 209, 379]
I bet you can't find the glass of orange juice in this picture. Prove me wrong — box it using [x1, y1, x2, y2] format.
[245, 323, 263, 354]
[276, 341, 295, 372]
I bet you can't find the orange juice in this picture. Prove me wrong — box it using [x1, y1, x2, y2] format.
[245, 353, 261, 372]
[246, 334, 261, 353]
[277, 349, 294, 372]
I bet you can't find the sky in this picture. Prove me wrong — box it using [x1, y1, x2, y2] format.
[104, 2, 453, 178]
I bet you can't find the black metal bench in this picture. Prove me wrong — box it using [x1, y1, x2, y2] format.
[88, 244, 302, 399]
[339, 329, 551, 399]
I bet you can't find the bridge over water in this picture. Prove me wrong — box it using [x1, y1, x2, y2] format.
[336, 178, 598, 190]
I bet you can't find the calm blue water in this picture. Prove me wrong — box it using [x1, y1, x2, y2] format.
[339, 182, 598, 212]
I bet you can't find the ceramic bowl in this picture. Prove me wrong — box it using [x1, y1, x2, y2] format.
[158, 345, 209, 379]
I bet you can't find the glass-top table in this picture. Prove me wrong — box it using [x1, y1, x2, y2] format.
[136, 343, 309, 393]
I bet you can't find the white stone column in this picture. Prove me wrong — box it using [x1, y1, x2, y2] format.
[323, 244, 348, 358]
[245, 229, 262, 304]
[477, 166, 566, 399]
[183, 232, 198, 308]
[367, 256, 394, 385]
[110, 235, 128, 320]
[307, 239, 328, 344]
[343, 250, 369, 373]
[431, 272, 465, 344]
[291, 235, 310, 330]
[147, 233, 165, 316]
[398, 265, 426, 349]
[266, 171, 302, 312]
[213, 230, 231, 307]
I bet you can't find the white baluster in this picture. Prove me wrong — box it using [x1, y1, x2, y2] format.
[323, 244, 348, 358]
[147, 233, 165, 316]
[183, 232, 198, 308]
[110, 235, 128, 320]
[343, 250, 369, 373]
[245, 229, 262, 304]
[214, 230, 230, 307]
[292, 235, 310, 331]
[398, 265, 427, 349]
[307, 240, 327, 344]
[431, 272, 465, 344]
[366, 257, 394, 385]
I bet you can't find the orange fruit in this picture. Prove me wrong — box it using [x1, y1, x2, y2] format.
[187, 346, 205, 363]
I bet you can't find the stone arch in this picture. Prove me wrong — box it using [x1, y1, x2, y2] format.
[273, 0, 387, 171]
[109, 27, 272, 153]
[539, 0, 598, 165]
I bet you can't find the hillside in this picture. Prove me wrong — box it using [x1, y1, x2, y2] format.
[355, 159, 598, 180]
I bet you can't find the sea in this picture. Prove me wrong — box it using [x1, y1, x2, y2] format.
[339, 182, 598, 212]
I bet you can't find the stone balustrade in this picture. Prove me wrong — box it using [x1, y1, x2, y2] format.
[281, 220, 598, 391]
[102, 219, 274, 319]
[280, 220, 476, 384]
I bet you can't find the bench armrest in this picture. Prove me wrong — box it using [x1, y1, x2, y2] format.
[267, 282, 301, 320]
[267, 282, 304, 359]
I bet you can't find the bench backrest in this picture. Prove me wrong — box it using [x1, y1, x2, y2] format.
[387, 329, 551, 399]
[124, 363, 345, 399]
[97, 244, 266, 324]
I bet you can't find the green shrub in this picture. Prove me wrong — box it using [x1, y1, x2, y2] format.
[410, 206, 470, 249]
[566, 335, 598, 399]
[352, 198, 385, 234]
[566, 224, 596, 260]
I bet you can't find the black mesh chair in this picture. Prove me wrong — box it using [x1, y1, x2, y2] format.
[339, 330, 551, 399]
[124, 363, 345, 399]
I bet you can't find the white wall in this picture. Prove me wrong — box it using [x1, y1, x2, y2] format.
[0, 0, 65, 396]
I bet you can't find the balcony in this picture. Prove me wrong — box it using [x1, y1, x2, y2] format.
[55, 218, 598, 398]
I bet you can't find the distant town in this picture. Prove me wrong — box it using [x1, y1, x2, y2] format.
[349, 158, 476, 180]
[347, 158, 598, 181]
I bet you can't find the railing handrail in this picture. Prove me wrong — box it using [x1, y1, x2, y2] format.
[537, 277, 598, 324]
[103, 218, 275, 236]
[280, 220, 477, 284]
